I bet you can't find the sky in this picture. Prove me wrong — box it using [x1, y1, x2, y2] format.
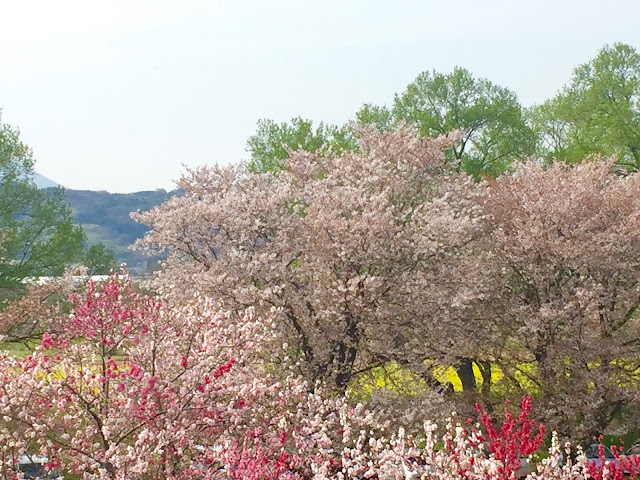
[1, 0, 640, 193]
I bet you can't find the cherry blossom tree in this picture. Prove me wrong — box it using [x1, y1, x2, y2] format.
[480, 159, 640, 441]
[133, 126, 490, 393]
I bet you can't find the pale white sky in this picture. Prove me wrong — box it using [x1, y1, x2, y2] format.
[1, 0, 639, 193]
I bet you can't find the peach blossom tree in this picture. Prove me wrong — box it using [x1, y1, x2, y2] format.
[0, 275, 350, 479]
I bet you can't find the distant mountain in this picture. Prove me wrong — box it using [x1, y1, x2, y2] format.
[60, 188, 180, 273]
[32, 172, 60, 189]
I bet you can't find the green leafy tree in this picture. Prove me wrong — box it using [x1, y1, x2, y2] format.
[84, 242, 117, 275]
[526, 96, 572, 164]
[384, 67, 535, 178]
[355, 104, 397, 133]
[247, 70, 533, 178]
[531, 43, 640, 170]
[246, 117, 357, 173]
[0, 116, 85, 295]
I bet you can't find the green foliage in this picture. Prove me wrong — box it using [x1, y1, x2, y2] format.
[531, 43, 640, 170]
[246, 117, 357, 173]
[355, 104, 396, 132]
[84, 242, 117, 275]
[388, 67, 536, 178]
[527, 96, 571, 164]
[248, 68, 535, 179]
[0, 117, 84, 294]
[247, 44, 640, 180]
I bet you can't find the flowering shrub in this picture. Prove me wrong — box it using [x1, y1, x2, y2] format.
[334, 397, 546, 480]
[584, 441, 640, 480]
[322, 399, 640, 480]
[477, 397, 545, 478]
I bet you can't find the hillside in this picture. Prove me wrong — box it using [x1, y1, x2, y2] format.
[31, 172, 60, 189]
[61, 188, 179, 273]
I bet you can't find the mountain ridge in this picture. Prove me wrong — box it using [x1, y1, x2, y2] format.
[61, 187, 177, 273]
[32, 172, 60, 189]
[33, 171, 175, 273]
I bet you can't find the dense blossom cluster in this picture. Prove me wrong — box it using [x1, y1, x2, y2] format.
[134, 127, 488, 396]
[479, 159, 640, 440]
